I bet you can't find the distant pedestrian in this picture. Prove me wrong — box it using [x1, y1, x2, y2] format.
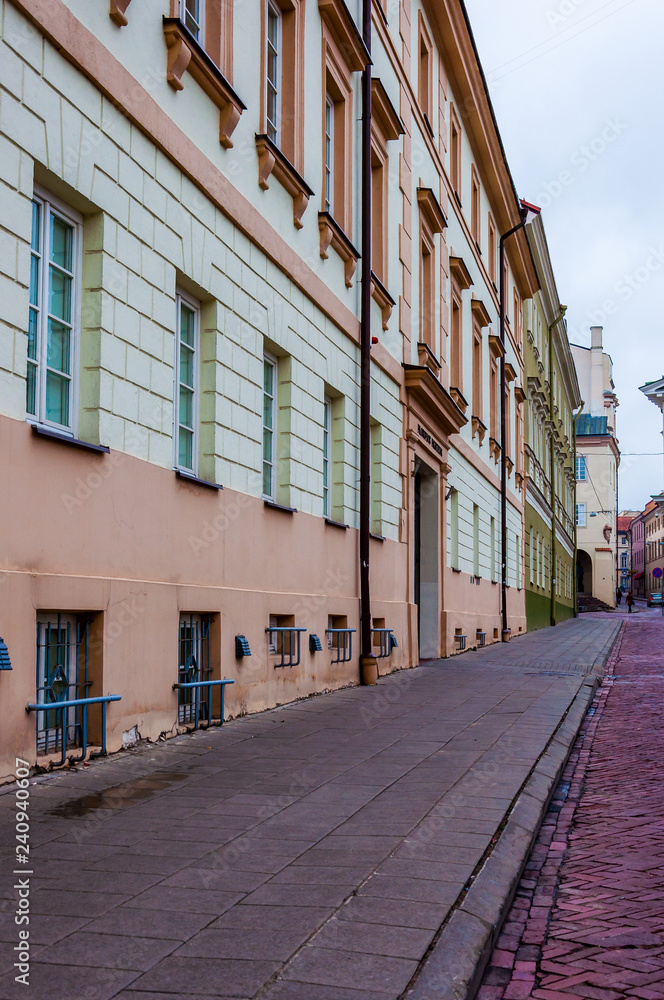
[626, 592, 635, 613]
[616, 589, 622, 605]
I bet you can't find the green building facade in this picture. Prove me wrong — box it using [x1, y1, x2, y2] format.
[523, 218, 581, 631]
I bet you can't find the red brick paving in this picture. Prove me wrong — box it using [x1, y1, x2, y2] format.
[479, 609, 664, 1000]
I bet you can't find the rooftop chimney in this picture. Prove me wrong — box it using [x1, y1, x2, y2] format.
[590, 325, 603, 350]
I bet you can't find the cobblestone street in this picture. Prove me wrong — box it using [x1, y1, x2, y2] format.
[479, 607, 664, 1000]
[0, 617, 619, 1000]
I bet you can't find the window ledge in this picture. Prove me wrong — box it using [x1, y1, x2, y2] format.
[371, 272, 395, 330]
[471, 414, 487, 445]
[175, 469, 223, 491]
[318, 212, 360, 286]
[452, 567, 461, 573]
[449, 386, 468, 414]
[163, 18, 245, 148]
[489, 437, 502, 464]
[264, 499, 297, 514]
[370, 532, 385, 542]
[417, 341, 441, 377]
[31, 424, 110, 454]
[325, 518, 348, 530]
[255, 133, 314, 229]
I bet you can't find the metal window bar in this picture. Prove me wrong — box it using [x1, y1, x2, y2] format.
[454, 634, 467, 651]
[177, 616, 211, 725]
[265, 627, 307, 668]
[372, 628, 397, 658]
[325, 628, 356, 664]
[35, 615, 91, 757]
[172, 678, 234, 731]
[26, 695, 121, 768]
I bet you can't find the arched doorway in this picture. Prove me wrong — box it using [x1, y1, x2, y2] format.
[577, 549, 592, 595]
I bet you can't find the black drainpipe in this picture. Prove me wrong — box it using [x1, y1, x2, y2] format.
[548, 307, 566, 627]
[499, 208, 528, 640]
[359, 0, 376, 683]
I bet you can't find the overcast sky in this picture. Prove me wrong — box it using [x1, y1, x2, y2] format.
[463, 0, 664, 512]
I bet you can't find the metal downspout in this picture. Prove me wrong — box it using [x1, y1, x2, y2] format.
[499, 211, 528, 640]
[359, 0, 376, 684]
[548, 307, 566, 627]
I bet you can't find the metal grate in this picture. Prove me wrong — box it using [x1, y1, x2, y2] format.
[326, 628, 356, 664]
[372, 628, 397, 658]
[266, 627, 307, 668]
[178, 615, 212, 725]
[36, 615, 90, 756]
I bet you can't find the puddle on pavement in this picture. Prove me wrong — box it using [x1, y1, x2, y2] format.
[49, 771, 188, 818]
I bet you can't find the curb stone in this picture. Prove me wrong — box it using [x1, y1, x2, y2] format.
[405, 672, 603, 1000]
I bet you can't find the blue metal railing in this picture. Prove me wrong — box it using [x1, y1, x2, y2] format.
[326, 628, 356, 664]
[26, 694, 121, 767]
[172, 678, 234, 730]
[266, 627, 307, 668]
[372, 628, 397, 658]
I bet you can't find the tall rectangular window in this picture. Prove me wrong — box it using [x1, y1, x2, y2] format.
[488, 214, 497, 285]
[36, 613, 90, 755]
[323, 396, 331, 518]
[266, 0, 280, 143]
[473, 504, 480, 577]
[489, 359, 498, 440]
[263, 354, 277, 499]
[324, 95, 334, 213]
[472, 329, 482, 419]
[175, 291, 200, 473]
[450, 489, 459, 569]
[181, 0, 204, 42]
[576, 503, 586, 527]
[420, 241, 435, 351]
[516, 535, 521, 588]
[370, 420, 382, 534]
[491, 516, 496, 581]
[576, 455, 586, 480]
[28, 193, 81, 431]
[449, 106, 461, 196]
[418, 17, 432, 123]
[178, 613, 212, 725]
[471, 167, 480, 244]
[450, 291, 462, 390]
[529, 526, 534, 585]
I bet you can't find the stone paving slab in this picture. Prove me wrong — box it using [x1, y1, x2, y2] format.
[0, 616, 620, 999]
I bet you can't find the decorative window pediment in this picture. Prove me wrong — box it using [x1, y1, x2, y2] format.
[449, 255, 473, 290]
[163, 17, 245, 148]
[256, 133, 314, 229]
[318, 0, 369, 72]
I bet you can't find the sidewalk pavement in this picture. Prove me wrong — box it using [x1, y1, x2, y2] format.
[478, 606, 664, 1000]
[0, 616, 621, 1000]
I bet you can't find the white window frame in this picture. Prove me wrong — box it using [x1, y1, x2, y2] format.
[28, 188, 83, 435]
[266, 0, 281, 144]
[576, 455, 586, 481]
[324, 94, 334, 214]
[180, 0, 205, 43]
[263, 353, 278, 500]
[323, 396, 332, 518]
[576, 503, 586, 528]
[174, 289, 201, 475]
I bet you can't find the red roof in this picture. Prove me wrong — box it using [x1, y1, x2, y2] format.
[617, 516, 634, 532]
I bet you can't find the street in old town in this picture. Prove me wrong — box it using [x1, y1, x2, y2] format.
[0, 615, 624, 999]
